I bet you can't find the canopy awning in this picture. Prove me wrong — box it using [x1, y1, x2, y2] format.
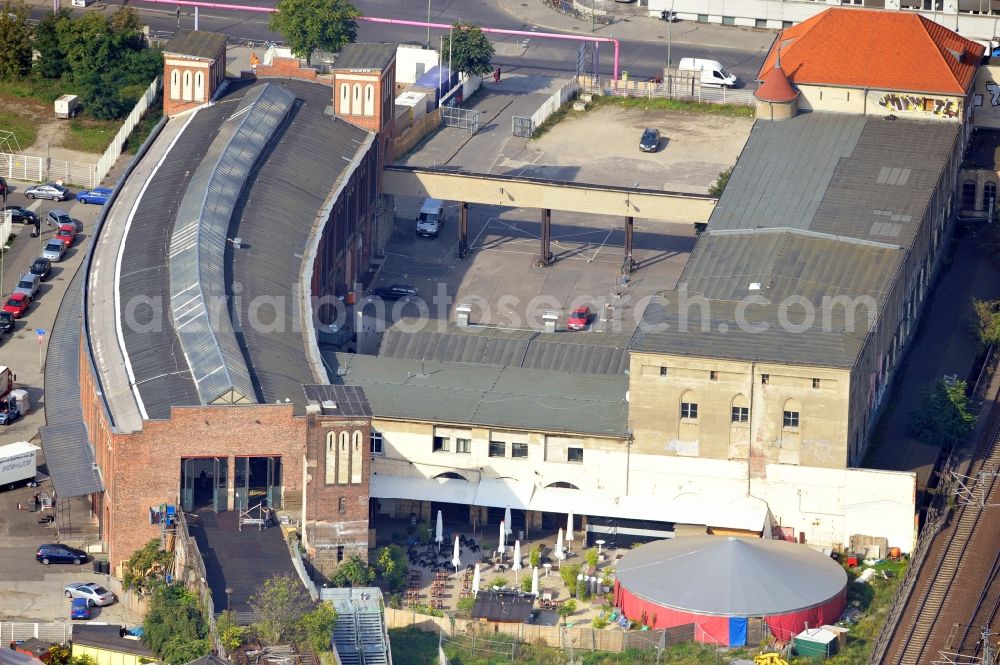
[369, 474, 477, 505]
[39, 422, 103, 498]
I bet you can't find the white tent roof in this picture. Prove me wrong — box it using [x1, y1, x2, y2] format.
[616, 536, 847, 616]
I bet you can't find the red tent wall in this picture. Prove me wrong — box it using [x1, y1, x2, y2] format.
[765, 587, 847, 641]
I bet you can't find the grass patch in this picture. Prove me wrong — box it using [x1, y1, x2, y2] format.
[0, 106, 37, 150]
[63, 118, 120, 154]
[530, 99, 575, 140]
[388, 628, 439, 665]
[124, 99, 163, 154]
[589, 94, 756, 118]
[3, 78, 85, 106]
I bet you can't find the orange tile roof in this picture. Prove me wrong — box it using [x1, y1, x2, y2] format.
[755, 63, 799, 103]
[757, 8, 983, 95]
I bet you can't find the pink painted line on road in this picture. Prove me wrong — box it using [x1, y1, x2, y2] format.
[136, 0, 621, 79]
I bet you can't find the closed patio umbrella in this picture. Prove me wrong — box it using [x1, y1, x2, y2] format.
[531, 565, 540, 596]
[472, 563, 481, 596]
[566, 511, 574, 554]
[504, 506, 513, 536]
[435, 510, 444, 551]
[513, 540, 522, 584]
[498, 520, 506, 558]
[452, 535, 461, 575]
[555, 528, 565, 569]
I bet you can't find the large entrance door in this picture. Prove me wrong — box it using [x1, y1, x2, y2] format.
[180, 457, 229, 513]
[234, 456, 282, 510]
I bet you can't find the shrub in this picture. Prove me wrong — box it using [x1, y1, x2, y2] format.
[592, 614, 610, 629]
[559, 563, 581, 591]
[520, 576, 533, 593]
[585, 548, 599, 568]
[529, 545, 541, 568]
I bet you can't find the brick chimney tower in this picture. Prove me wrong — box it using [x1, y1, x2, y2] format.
[162, 30, 228, 117]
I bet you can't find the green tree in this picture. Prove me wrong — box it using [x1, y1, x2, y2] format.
[974, 299, 1000, 348]
[299, 602, 337, 653]
[331, 555, 375, 587]
[269, 0, 359, 64]
[448, 21, 495, 77]
[59, 12, 116, 83]
[250, 574, 313, 645]
[709, 165, 734, 197]
[585, 548, 599, 568]
[0, 1, 33, 81]
[32, 10, 71, 79]
[373, 544, 408, 592]
[216, 610, 247, 652]
[559, 562, 581, 591]
[142, 585, 210, 665]
[81, 71, 127, 120]
[109, 6, 143, 36]
[908, 378, 976, 447]
[556, 598, 577, 625]
[122, 539, 174, 595]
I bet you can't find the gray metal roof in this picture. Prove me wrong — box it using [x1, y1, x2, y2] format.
[332, 43, 397, 71]
[119, 103, 231, 419]
[163, 29, 228, 60]
[41, 269, 103, 498]
[304, 384, 372, 417]
[615, 536, 847, 616]
[378, 320, 631, 375]
[325, 352, 629, 437]
[710, 114, 958, 248]
[231, 79, 373, 411]
[169, 83, 295, 406]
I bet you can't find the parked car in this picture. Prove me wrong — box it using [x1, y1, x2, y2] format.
[70, 598, 91, 620]
[567, 306, 592, 331]
[42, 239, 66, 262]
[13, 273, 40, 299]
[639, 128, 661, 153]
[76, 187, 112, 205]
[64, 582, 116, 607]
[30, 257, 52, 280]
[371, 284, 419, 300]
[1, 206, 37, 225]
[3, 293, 31, 319]
[37, 543, 88, 565]
[46, 209, 74, 230]
[0, 395, 22, 426]
[0, 311, 13, 339]
[25, 183, 69, 201]
[56, 223, 76, 247]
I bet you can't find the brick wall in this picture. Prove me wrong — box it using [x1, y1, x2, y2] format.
[303, 409, 371, 580]
[105, 403, 305, 569]
[255, 57, 319, 81]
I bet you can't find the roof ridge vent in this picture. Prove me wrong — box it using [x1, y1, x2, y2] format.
[322, 399, 337, 410]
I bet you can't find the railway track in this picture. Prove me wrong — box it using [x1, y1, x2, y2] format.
[884, 417, 1000, 665]
[952, 546, 1000, 656]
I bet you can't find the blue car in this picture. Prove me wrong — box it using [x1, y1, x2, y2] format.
[70, 597, 91, 620]
[76, 187, 112, 205]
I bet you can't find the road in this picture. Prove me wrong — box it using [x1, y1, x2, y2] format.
[29, 0, 766, 83]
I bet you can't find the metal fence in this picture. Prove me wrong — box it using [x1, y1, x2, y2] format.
[441, 105, 480, 133]
[95, 76, 161, 185]
[578, 75, 756, 107]
[0, 622, 73, 644]
[0, 213, 11, 248]
[0, 153, 95, 189]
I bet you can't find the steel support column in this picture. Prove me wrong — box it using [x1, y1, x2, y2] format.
[539, 208, 553, 267]
[623, 215, 636, 274]
[458, 201, 469, 259]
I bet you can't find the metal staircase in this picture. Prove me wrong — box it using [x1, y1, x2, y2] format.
[325, 587, 391, 665]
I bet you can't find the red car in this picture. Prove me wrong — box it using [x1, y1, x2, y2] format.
[3, 293, 32, 318]
[56, 223, 77, 247]
[567, 306, 592, 331]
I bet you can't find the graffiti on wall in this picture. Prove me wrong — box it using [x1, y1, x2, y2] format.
[877, 92, 958, 118]
[984, 81, 1000, 106]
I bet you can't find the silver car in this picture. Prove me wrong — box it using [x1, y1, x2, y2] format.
[13, 273, 40, 298]
[64, 582, 116, 607]
[42, 239, 66, 262]
[25, 183, 69, 201]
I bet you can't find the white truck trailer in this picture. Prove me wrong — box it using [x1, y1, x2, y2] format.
[0, 441, 39, 489]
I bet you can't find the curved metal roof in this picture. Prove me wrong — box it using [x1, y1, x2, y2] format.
[169, 83, 295, 405]
[615, 536, 846, 616]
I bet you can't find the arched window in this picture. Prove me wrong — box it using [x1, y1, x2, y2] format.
[731, 394, 749, 424]
[326, 431, 335, 451]
[340, 83, 350, 113]
[338, 431, 349, 484]
[984, 182, 997, 212]
[194, 71, 205, 101]
[545, 482, 580, 489]
[351, 83, 362, 115]
[782, 399, 801, 429]
[434, 472, 469, 481]
[363, 83, 374, 116]
[962, 180, 976, 209]
[170, 69, 180, 100]
[350, 430, 363, 484]
[182, 70, 193, 102]
[680, 390, 698, 420]
[325, 432, 337, 483]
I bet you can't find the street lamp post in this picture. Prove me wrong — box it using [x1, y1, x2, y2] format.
[666, 0, 678, 78]
[592, 0, 595, 32]
[426, 0, 431, 46]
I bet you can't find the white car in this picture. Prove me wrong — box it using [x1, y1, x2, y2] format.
[64, 582, 116, 607]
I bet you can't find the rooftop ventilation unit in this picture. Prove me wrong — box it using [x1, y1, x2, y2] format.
[542, 310, 559, 333]
[749, 283, 761, 291]
[456, 303, 472, 328]
[322, 400, 337, 411]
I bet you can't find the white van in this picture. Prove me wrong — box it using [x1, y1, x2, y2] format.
[416, 198, 444, 238]
[678, 58, 738, 88]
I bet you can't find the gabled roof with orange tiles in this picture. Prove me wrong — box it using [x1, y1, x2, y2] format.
[757, 8, 983, 96]
[755, 62, 798, 103]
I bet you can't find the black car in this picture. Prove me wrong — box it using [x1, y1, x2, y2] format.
[371, 284, 419, 300]
[0, 311, 13, 338]
[30, 257, 52, 280]
[2, 206, 37, 225]
[36, 543, 88, 565]
[639, 128, 661, 152]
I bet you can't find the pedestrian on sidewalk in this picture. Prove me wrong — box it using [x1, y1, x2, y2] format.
[494, 66, 501, 84]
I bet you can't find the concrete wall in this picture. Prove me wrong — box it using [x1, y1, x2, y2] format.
[627, 352, 852, 468]
[396, 45, 439, 85]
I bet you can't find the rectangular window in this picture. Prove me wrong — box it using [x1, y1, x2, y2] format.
[370, 431, 384, 455]
[338, 497, 347, 514]
[337, 545, 345, 562]
[697, 13, 709, 22]
[456, 438, 471, 454]
[660, 366, 668, 376]
[731, 407, 749, 423]
[812, 378, 821, 389]
[432, 436, 449, 452]
[511, 443, 528, 459]
[709, 371, 718, 381]
[681, 402, 698, 419]
[761, 374, 770, 385]
[489, 441, 505, 457]
[783, 411, 800, 428]
[567, 447, 584, 463]
[721, 15, 735, 25]
[755, 18, 767, 27]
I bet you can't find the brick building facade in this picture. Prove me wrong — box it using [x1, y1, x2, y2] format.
[162, 30, 228, 117]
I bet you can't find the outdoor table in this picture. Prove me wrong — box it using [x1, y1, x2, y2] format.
[543, 563, 552, 577]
